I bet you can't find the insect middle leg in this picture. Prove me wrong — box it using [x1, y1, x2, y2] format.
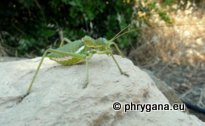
[82, 57, 89, 88]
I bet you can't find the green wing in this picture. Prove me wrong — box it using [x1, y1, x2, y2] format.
[47, 40, 84, 57]
[47, 40, 86, 65]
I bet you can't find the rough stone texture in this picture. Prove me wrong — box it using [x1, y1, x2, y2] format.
[0, 56, 25, 62]
[0, 55, 204, 126]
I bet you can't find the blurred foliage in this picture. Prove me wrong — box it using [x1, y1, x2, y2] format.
[133, 0, 173, 26]
[0, 0, 136, 56]
[0, 0, 181, 57]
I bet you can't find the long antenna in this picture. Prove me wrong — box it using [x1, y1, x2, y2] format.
[110, 24, 139, 42]
[111, 29, 138, 41]
[110, 25, 131, 41]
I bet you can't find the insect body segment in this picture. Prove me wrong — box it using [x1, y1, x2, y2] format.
[83, 36, 110, 50]
[82, 36, 113, 56]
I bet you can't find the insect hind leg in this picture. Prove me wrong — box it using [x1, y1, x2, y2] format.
[19, 49, 85, 103]
[18, 50, 50, 103]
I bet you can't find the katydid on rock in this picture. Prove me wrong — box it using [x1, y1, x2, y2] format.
[19, 25, 134, 102]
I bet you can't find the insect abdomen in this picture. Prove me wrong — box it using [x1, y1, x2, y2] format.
[50, 56, 85, 65]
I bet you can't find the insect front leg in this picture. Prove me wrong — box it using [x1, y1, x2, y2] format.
[110, 53, 129, 77]
[94, 50, 128, 77]
[111, 42, 124, 57]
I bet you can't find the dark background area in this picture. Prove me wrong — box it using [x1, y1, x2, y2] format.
[0, 0, 136, 56]
[0, 0, 176, 57]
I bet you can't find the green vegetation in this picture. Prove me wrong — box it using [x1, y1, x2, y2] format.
[0, 0, 175, 57]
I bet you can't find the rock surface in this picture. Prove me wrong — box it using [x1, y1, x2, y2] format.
[0, 55, 204, 126]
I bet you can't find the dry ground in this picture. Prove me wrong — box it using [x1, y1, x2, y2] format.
[129, 2, 205, 121]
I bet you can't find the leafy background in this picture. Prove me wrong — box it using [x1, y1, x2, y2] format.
[0, 0, 173, 57]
